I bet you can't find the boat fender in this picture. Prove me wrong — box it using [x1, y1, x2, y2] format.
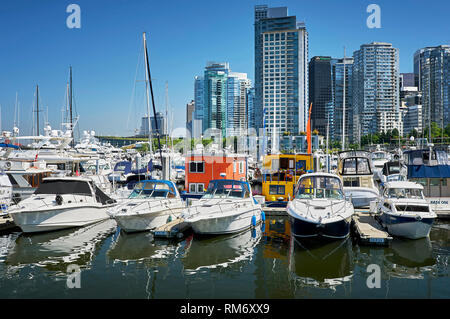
[251, 215, 257, 227]
[167, 215, 173, 224]
[261, 211, 266, 221]
[415, 215, 422, 221]
[55, 195, 63, 205]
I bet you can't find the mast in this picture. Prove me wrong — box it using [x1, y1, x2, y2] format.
[69, 66, 74, 146]
[165, 81, 169, 147]
[326, 113, 329, 173]
[36, 85, 40, 136]
[143, 32, 163, 163]
[342, 47, 346, 151]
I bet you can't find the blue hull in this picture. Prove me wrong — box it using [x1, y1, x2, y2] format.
[288, 215, 351, 240]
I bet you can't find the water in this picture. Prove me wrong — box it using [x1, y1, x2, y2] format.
[0, 217, 448, 298]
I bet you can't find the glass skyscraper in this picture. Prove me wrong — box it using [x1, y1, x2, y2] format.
[309, 56, 332, 137]
[254, 5, 308, 138]
[414, 45, 450, 129]
[352, 42, 400, 138]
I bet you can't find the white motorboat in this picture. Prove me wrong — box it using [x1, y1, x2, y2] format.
[107, 180, 185, 233]
[337, 151, 379, 208]
[372, 181, 437, 239]
[0, 170, 12, 216]
[287, 173, 354, 240]
[8, 177, 116, 233]
[182, 179, 263, 235]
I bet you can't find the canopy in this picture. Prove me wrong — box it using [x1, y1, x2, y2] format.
[407, 164, 450, 179]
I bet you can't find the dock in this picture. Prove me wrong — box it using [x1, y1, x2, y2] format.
[0, 215, 17, 233]
[352, 209, 392, 246]
[153, 218, 190, 239]
[263, 206, 287, 216]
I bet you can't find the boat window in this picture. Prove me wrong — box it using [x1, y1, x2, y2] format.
[357, 158, 371, 174]
[269, 185, 285, 195]
[387, 188, 424, 199]
[202, 180, 248, 198]
[34, 180, 92, 196]
[342, 158, 356, 174]
[395, 205, 429, 212]
[343, 177, 360, 187]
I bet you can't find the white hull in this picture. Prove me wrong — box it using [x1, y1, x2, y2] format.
[10, 205, 112, 233]
[114, 207, 184, 233]
[188, 207, 262, 235]
[384, 220, 433, 239]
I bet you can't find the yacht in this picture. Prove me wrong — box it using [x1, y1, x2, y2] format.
[287, 173, 354, 240]
[337, 151, 379, 208]
[0, 170, 12, 216]
[107, 180, 185, 233]
[373, 181, 436, 239]
[182, 179, 263, 235]
[8, 176, 116, 233]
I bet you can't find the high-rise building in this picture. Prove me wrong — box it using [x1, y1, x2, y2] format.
[186, 100, 195, 136]
[140, 112, 166, 137]
[352, 42, 400, 138]
[193, 76, 204, 138]
[332, 57, 354, 144]
[414, 45, 450, 129]
[309, 56, 332, 137]
[226, 72, 251, 137]
[254, 5, 308, 138]
[247, 87, 256, 131]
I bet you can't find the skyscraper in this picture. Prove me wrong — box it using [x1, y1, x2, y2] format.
[186, 100, 195, 136]
[226, 72, 251, 137]
[309, 56, 332, 137]
[332, 57, 354, 144]
[193, 75, 204, 138]
[414, 45, 450, 130]
[353, 42, 400, 138]
[254, 5, 308, 138]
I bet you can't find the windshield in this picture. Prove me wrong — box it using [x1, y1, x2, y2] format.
[202, 180, 250, 199]
[296, 176, 344, 200]
[128, 181, 175, 199]
[34, 180, 92, 196]
[386, 174, 406, 182]
[386, 188, 424, 199]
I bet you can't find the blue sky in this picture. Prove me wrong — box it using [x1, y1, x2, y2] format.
[0, 0, 449, 137]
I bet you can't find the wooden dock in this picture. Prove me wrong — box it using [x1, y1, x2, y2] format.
[153, 218, 190, 239]
[352, 209, 392, 246]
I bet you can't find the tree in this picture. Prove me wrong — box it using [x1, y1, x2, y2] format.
[312, 129, 319, 135]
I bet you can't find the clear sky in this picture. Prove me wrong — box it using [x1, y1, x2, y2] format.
[0, 0, 449, 137]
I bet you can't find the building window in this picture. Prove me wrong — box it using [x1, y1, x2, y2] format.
[189, 183, 205, 193]
[239, 161, 244, 174]
[189, 161, 205, 173]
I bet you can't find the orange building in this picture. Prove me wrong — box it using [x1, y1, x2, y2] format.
[185, 146, 247, 194]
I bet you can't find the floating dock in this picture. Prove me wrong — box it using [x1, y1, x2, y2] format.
[0, 215, 17, 233]
[352, 209, 392, 246]
[263, 206, 287, 216]
[153, 218, 190, 239]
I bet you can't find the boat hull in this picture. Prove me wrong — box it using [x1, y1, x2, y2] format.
[288, 215, 352, 240]
[188, 208, 262, 235]
[379, 214, 435, 239]
[114, 207, 184, 233]
[10, 205, 112, 233]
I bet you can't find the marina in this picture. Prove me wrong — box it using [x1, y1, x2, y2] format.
[1, 0, 450, 301]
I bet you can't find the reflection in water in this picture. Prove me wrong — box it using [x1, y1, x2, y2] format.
[288, 237, 353, 290]
[4, 220, 117, 272]
[183, 226, 262, 273]
[107, 230, 181, 265]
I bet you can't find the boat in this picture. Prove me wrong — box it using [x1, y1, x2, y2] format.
[373, 181, 437, 239]
[371, 150, 391, 174]
[8, 176, 117, 233]
[403, 148, 450, 217]
[182, 179, 263, 235]
[337, 150, 379, 208]
[0, 170, 12, 216]
[107, 180, 185, 233]
[261, 153, 313, 207]
[287, 172, 354, 240]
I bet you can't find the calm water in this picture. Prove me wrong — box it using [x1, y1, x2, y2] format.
[0, 216, 448, 299]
